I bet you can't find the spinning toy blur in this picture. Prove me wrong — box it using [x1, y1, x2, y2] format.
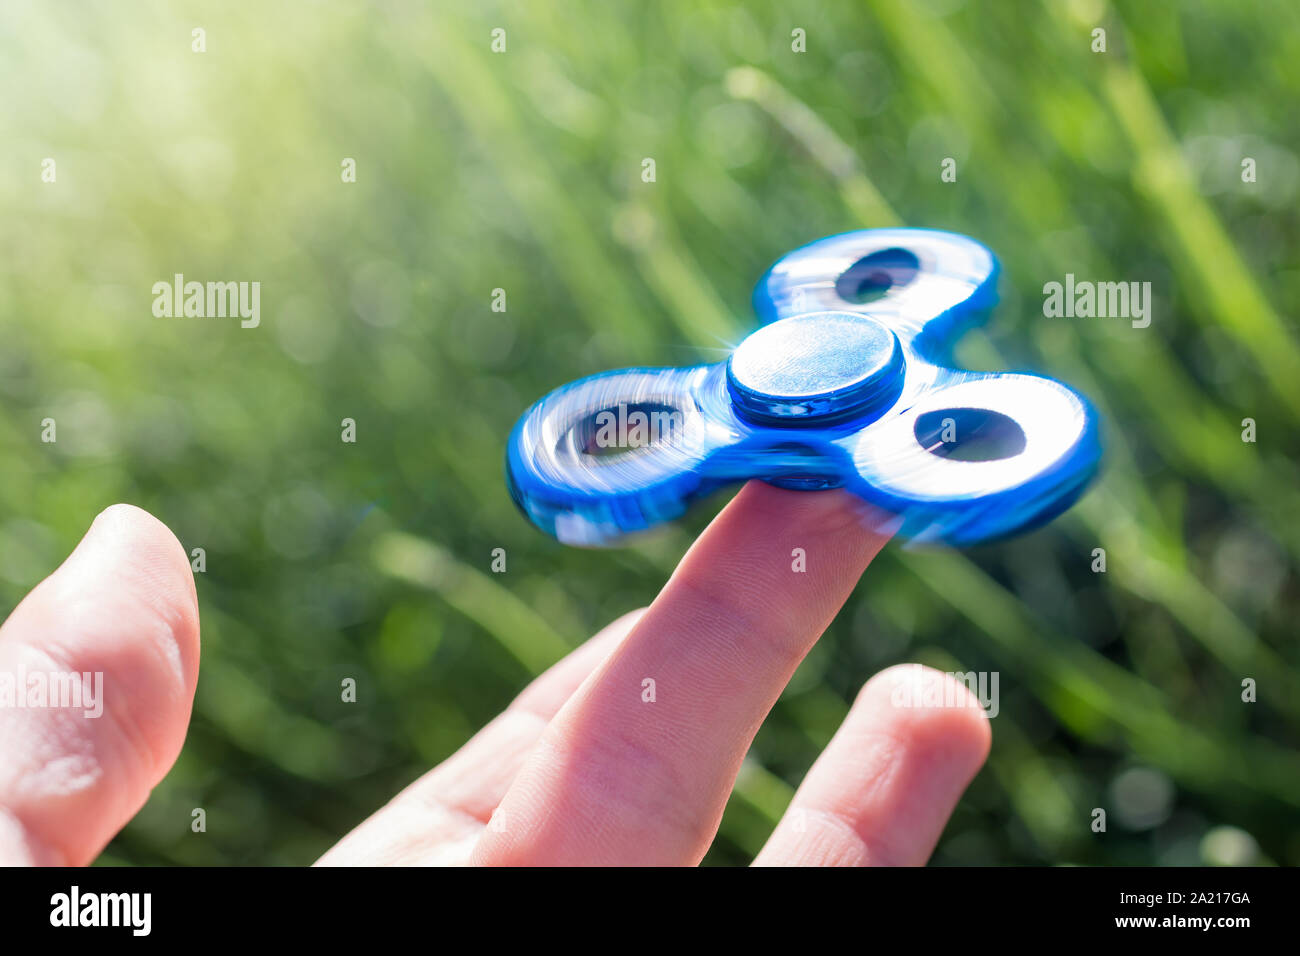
[507, 229, 1101, 546]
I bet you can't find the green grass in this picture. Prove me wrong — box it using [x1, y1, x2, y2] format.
[1, 0, 1297, 865]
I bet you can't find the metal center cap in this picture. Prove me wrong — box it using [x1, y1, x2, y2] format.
[726, 311, 905, 425]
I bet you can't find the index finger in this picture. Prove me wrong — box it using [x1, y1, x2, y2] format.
[473, 480, 894, 865]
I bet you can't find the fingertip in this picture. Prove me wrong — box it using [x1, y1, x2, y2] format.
[73, 503, 201, 688]
[755, 662, 993, 866]
[864, 663, 993, 770]
[88, 502, 198, 600]
[729, 480, 896, 543]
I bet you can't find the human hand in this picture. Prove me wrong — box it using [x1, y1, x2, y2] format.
[0, 485, 990, 866]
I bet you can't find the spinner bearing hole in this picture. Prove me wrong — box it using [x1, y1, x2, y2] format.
[572, 401, 686, 459]
[835, 247, 920, 305]
[915, 408, 1027, 462]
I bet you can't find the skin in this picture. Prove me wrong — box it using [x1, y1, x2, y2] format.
[0, 482, 990, 867]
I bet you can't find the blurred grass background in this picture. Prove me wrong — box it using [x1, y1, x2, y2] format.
[1, 0, 1297, 865]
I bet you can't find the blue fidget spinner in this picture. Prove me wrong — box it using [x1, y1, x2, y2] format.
[507, 229, 1101, 546]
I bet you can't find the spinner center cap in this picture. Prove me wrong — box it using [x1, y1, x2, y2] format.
[726, 311, 905, 425]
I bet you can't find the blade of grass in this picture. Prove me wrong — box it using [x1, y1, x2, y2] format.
[374, 531, 573, 675]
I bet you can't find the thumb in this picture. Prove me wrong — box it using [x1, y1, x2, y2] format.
[0, 504, 200, 865]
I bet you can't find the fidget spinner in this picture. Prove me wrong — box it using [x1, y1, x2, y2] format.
[506, 229, 1100, 546]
